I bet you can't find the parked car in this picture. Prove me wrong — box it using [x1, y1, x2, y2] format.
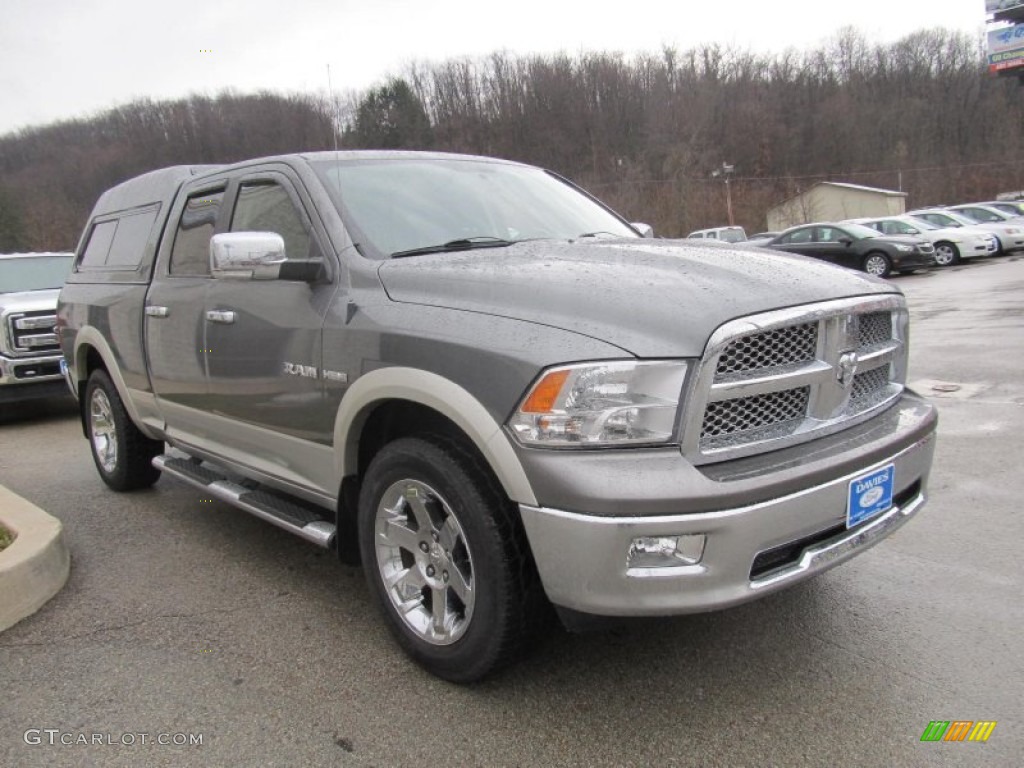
[907, 209, 1024, 254]
[946, 203, 1024, 225]
[845, 215, 997, 266]
[764, 222, 935, 278]
[58, 152, 937, 681]
[972, 200, 1024, 218]
[687, 226, 747, 242]
[1, 252, 74, 407]
[744, 231, 780, 246]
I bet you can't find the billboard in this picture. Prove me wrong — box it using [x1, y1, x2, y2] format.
[988, 24, 1024, 72]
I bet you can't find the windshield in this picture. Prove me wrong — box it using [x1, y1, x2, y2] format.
[311, 157, 638, 258]
[0, 254, 74, 293]
[955, 207, 1006, 223]
[897, 217, 938, 231]
[843, 223, 886, 240]
[937, 211, 982, 227]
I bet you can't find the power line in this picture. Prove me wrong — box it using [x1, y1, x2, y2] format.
[586, 158, 1024, 188]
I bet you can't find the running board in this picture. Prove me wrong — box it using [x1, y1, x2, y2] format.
[152, 453, 336, 548]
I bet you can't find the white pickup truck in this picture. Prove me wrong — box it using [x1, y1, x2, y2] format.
[0, 252, 74, 408]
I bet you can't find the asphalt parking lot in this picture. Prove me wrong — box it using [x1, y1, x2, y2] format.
[1, 256, 1022, 767]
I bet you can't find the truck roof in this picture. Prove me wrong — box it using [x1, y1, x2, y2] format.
[90, 165, 221, 219]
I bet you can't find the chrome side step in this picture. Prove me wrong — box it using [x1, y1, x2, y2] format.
[153, 453, 336, 548]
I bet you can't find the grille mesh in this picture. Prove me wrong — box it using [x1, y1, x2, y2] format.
[858, 312, 892, 349]
[701, 387, 810, 439]
[715, 323, 818, 376]
[849, 366, 890, 408]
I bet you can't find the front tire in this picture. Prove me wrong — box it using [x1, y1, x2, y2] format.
[358, 436, 544, 682]
[933, 242, 960, 266]
[85, 369, 162, 491]
[863, 252, 892, 278]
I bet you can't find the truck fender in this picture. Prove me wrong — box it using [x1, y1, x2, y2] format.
[332, 367, 538, 507]
[71, 327, 159, 439]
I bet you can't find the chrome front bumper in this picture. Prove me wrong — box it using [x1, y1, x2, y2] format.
[519, 431, 935, 616]
[0, 353, 70, 403]
[0, 352, 65, 386]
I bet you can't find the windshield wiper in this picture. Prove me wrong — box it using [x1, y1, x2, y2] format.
[576, 231, 624, 239]
[391, 237, 515, 258]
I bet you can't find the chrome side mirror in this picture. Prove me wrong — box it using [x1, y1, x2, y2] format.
[210, 232, 286, 280]
[631, 222, 655, 238]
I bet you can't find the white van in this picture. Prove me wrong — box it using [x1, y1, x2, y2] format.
[687, 226, 747, 243]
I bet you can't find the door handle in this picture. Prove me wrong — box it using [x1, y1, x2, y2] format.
[145, 305, 169, 318]
[205, 310, 236, 324]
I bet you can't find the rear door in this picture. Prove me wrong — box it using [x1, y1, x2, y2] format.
[145, 182, 227, 439]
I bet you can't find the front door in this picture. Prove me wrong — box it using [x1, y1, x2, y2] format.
[203, 171, 337, 493]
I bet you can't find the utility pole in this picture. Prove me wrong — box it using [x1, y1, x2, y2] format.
[712, 162, 736, 225]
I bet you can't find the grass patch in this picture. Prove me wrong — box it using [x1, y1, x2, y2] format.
[0, 524, 14, 552]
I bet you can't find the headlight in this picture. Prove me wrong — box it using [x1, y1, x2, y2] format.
[894, 245, 914, 252]
[1006, 228, 1021, 235]
[508, 361, 688, 447]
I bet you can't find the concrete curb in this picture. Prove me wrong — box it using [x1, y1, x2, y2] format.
[0, 485, 70, 633]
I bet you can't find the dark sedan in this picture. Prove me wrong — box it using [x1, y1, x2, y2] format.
[764, 222, 936, 278]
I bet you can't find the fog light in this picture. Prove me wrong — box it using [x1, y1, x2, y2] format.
[627, 534, 705, 568]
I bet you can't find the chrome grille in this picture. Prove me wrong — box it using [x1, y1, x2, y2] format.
[715, 323, 818, 377]
[6, 311, 59, 355]
[858, 312, 892, 349]
[848, 366, 892, 409]
[702, 387, 810, 439]
[683, 296, 908, 464]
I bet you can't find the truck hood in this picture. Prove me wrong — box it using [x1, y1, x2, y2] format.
[377, 239, 897, 357]
[0, 288, 61, 312]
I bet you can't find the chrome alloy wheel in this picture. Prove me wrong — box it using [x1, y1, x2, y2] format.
[934, 243, 957, 266]
[374, 479, 475, 645]
[89, 388, 118, 474]
[864, 254, 890, 277]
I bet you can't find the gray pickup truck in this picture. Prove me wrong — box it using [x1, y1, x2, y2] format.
[1, 252, 74, 408]
[58, 151, 937, 681]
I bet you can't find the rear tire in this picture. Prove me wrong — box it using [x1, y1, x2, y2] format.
[933, 242, 960, 266]
[357, 436, 545, 682]
[85, 369, 162, 491]
[863, 252, 892, 278]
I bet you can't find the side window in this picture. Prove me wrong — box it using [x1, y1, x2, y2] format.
[80, 220, 118, 268]
[816, 227, 840, 243]
[78, 206, 160, 270]
[107, 206, 160, 266]
[170, 190, 224, 276]
[782, 228, 812, 244]
[230, 183, 311, 261]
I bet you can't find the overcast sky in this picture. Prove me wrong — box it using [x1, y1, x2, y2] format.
[0, 0, 988, 136]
